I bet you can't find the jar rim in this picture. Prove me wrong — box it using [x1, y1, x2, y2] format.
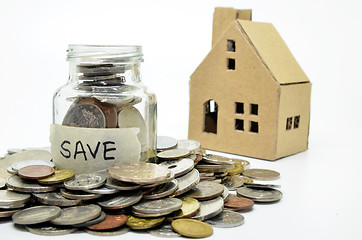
[67, 44, 143, 63]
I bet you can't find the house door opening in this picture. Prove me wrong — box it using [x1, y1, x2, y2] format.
[204, 99, 218, 134]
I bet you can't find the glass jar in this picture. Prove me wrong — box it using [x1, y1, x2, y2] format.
[51, 45, 157, 174]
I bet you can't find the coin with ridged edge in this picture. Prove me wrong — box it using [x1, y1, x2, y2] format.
[172, 218, 213, 238]
[50, 204, 102, 226]
[12, 205, 61, 225]
[206, 210, 245, 228]
[25, 223, 78, 236]
[62, 102, 106, 128]
[38, 170, 75, 185]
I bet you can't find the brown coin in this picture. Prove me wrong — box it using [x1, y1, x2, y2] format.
[187, 181, 224, 201]
[77, 97, 118, 128]
[18, 165, 55, 180]
[224, 196, 254, 211]
[86, 214, 127, 230]
[194, 154, 203, 164]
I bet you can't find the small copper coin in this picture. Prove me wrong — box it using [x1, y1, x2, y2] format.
[224, 196, 254, 210]
[18, 165, 55, 179]
[86, 214, 127, 230]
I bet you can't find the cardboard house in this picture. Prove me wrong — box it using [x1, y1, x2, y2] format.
[188, 8, 311, 160]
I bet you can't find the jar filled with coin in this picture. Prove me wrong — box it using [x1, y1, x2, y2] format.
[51, 45, 157, 174]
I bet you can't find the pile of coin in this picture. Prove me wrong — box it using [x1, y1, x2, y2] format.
[0, 137, 283, 238]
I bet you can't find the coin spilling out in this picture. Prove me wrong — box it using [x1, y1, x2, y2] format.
[157, 149, 191, 160]
[25, 223, 78, 236]
[86, 214, 127, 230]
[222, 175, 245, 190]
[73, 211, 106, 228]
[11, 160, 55, 173]
[126, 216, 165, 230]
[50, 204, 102, 226]
[33, 192, 82, 207]
[60, 188, 103, 200]
[18, 165, 55, 180]
[38, 170, 75, 185]
[236, 186, 283, 202]
[168, 196, 200, 220]
[6, 175, 58, 193]
[187, 181, 224, 201]
[242, 168, 280, 181]
[206, 210, 245, 228]
[84, 227, 129, 236]
[12, 205, 61, 225]
[192, 196, 224, 221]
[173, 169, 200, 196]
[148, 224, 181, 238]
[0, 190, 31, 208]
[202, 154, 234, 165]
[64, 172, 107, 190]
[143, 180, 178, 200]
[231, 158, 250, 170]
[159, 158, 194, 177]
[172, 218, 213, 238]
[132, 198, 183, 216]
[176, 140, 201, 153]
[98, 190, 143, 209]
[224, 196, 254, 211]
[157, 136, 178, 151]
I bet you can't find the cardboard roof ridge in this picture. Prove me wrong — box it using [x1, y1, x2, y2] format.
[236, 19, 310, 85]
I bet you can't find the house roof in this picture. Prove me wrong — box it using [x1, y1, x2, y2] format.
[237, 20, 310, 85]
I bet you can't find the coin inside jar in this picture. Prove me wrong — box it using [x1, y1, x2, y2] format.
[17, 165, 55, 179]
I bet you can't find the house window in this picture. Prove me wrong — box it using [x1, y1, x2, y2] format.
[250, 104, 258, 115]
[203, 99, 218, 134]
[235, 119, 244, 131]
[227, 58, 235, 70]
[235, 102, 244, 114]
[294, 115, 300, 129]
[286, 117, 293, 130]
[227, 40, 235, 52]
[250, 121, 259, 133]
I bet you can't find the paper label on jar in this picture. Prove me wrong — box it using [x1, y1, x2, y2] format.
[50, 124, 141, 174]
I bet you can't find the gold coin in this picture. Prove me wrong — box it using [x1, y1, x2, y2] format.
[227, 163, 244, 175]
[167, 197, 200, 220]
[126, 216, 164, 230]
[38, 170, 75, 184]
[241, 176, 254, 183]
[171, 219, 213, 238]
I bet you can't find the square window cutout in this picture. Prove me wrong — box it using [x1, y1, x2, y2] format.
[235, 102, 244, 114]
[294, 116, 300, 129]
[250, 121, 259, 133]
[227, 40, 235, 52]
[235, 119, 244, 131]
[250, 104, 258, 115]
[286, 117, 292, 130]
[227, 58, 235, 70]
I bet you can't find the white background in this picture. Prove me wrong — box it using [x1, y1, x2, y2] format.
[0, 0, 361, 239]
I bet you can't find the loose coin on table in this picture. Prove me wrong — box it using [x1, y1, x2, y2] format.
[157, 136, 178, 151]
[224, 196, 254, 211]
[64, 172, 107, 190]
[86, 214, 127, 230]
[38, 170, 75, 185]
[231, 158, 250, 170]
[242, 168, 280, 180]
[222, 175, 245, 190]
[157, 149, 191, 160]
[108, 162, 170, 185]
[132, 198, 183, 215]
[227, 163, 244, 175]
[202, 154, 234, 166]
[176, 139, 201, 153]
[172, 218, 213, 238]
[25, 223, 78, 236]
[192, 196, 224, 221]
[17, 165, 55, 179]
[126, 216, 165, 230]
[84, 227, 129, 236]
[173, 169, 200, 196]
[50, 204, 102, 226]
[98, 190, 143, 209]
[187, 181, 224, 201]
[236, 186, 283, 202]
[12, 205, 61, 225]
[160, 158, 195, 177]
[33, 192, 82, 207]
[6, 175, 58, 193]
[148, 224, 181, 238]
[206, 210, 245, 228]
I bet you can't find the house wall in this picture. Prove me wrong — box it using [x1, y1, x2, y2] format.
[276, 83, 311, 158]
[189, 21, 280, 160]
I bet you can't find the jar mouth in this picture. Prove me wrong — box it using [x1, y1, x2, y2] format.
[67, 45, 143, 63]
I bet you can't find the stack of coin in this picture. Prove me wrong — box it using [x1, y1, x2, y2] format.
[0, 138, 283, 238]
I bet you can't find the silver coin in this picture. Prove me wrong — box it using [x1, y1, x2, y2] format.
[7, 166, 17, 174]
[191, 196, 224, 221]
[157, 136, 178, 151]
[11, 160, 55, 172]
[0, 181, 6, 189]
[0, 190, 31, 207]
[72, 211, 106, 227]
[64, 172, 107, 191]
[160, 158, 195, 177]
[195, 164, 230, 171]
[187, 181, 225, 200]
[83, 185, 120, 195]
[12, 205, 61, 225]
[97, 190, 143, 209]
[63, 102, 106, 128]
[50, 204, 102, 226]
[7, 148, 24, 155]
[243, 169, 280, 181]
[206, 210, 245, 228]
[222, 175, 245, 190]
[148, 224, 181, 238]
[105, 177, 141, 191]
[0, 202, 26, 210]
[143, 180, 178, 200]
[157, 149, 191, 160]
[236, 186, 283, 202]
[132, 197, 182, 214]
[33, 192, 82, 207]
[176, 139, 201, 153]
[173, 169, 200, 196]
[60, 188, 103, 200]
[132, 209, 176, 218]
[95, 95, 135, 108]
[221, 185, 229, 200]
[85, 227, 129, 236]
[142, 170, 175, 188]
[26, 223, 78, 236]
[202, 154, 234, 165]
[244, 183, 281, 189]
[0, 208, 21, 218]
[6, 175, 58, 193]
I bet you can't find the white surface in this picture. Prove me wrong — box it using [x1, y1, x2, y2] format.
[0, 0, 361, 239]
